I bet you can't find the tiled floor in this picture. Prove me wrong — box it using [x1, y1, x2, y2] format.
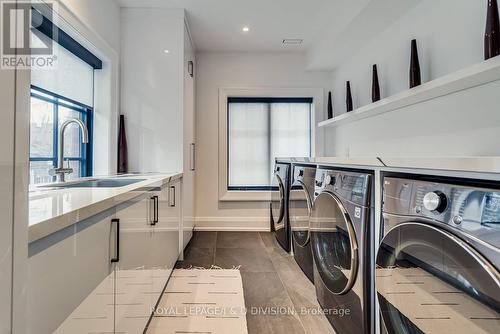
[175, 231, 336, 334]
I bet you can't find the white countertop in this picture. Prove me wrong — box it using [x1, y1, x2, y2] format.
[277, 157, 385, 167]
[379, 156, 500, 174]
[280, 156, 500, 175]
[314, 157, 385, 167]
[29, 173, 182, 243]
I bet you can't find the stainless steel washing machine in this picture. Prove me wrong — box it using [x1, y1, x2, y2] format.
[289, 164, 316, 283]
[310, 168, 373, 334]
[270, 159, 291, 252]
[377, 176, 500, 334]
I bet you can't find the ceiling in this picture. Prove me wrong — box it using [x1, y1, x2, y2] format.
[117, 0, 421, 70]
[117, 0, 366, 53]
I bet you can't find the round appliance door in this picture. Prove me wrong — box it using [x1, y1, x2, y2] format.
[310, 191, 358, 295]
[289, 181, 312, 247]
[271, 173, 285, 231]
[376, 222, 500, 334]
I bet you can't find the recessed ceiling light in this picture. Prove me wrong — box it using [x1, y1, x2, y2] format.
[164, 49, 170, 54]
[242, 26, 250, 32]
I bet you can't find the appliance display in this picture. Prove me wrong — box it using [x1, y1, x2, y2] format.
[270, 160, 292, 252]
[377, 176, 500, 334]
[289, 164, 317, 283]
[310, 168, 373, 334]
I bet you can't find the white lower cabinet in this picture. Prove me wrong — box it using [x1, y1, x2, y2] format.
[26, 179, 182, 334]
[114, 179, 181, 333]
[28, 208, 117, 334]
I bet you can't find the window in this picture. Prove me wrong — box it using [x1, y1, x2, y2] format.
[29, 7, 102, 184]
[30, 87, 93, 184]
[227, 97, 312, 190]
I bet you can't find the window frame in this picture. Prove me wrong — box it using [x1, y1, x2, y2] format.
[227, 97, 313, 192]
[218, 87, 324, 202]
[30, 85, 93, 183]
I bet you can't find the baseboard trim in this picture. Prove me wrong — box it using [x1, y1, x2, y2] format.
[194, 226, 270, 232]
[194, 217, 271, 232]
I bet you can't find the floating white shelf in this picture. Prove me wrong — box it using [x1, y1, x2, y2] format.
[318, 57, 500, 128]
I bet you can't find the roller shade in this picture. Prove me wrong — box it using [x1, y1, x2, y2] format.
[30, 8, 100, 107]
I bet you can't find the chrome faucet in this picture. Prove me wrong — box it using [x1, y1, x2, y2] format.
[50, 118, 89, 182]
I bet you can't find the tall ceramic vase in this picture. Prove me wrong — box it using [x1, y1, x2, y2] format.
[327, 91, 333, 119]
[372, 64, 380, 102]
[346, 81, 353, 112]
[117, 115, 128, 174]
[485, 0, 500, 59]
[409, 39, 421, 88]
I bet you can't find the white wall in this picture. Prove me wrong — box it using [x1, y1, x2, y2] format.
[0, 54, 16, 334]
[195, 52, 331, 230]
[121, 8, 184, 173]
[1, 3, 31, 332]
[60, 0, 121, 53]
[46, 0, 121, 175]
[325, 0, 500, 157]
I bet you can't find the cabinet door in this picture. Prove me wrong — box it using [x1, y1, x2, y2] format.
[114, 192, 158, 332]
[144, 181, 181, 328]
[154, 179, 181, 275]
[183, 25, 195, 253]
[114, 183, 181, 333]
[29, 210, 117, 334]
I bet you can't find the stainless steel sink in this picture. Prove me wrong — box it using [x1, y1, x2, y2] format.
[39, 178, 146, 189]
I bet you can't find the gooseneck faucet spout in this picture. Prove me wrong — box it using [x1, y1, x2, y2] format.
[51, 118, 89, 182]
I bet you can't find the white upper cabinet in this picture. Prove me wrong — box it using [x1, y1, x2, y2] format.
[182, 23, 196, 250]
[120, 9, 196, 251]
[120, 8, 185, 174]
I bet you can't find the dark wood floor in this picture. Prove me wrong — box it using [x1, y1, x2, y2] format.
[176, 231, 335, 334]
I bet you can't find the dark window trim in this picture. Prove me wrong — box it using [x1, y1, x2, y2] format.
[30, 86, 93, 179]
[31, 7, 103, 69]
[226, 97, 313, 191]
[228, 97, 313, 104]
[228, 185, 279, 191]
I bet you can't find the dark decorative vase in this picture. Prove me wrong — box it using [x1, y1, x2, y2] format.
[117, 115, 128, 174]
[485, 0, 500, 59]
[409, 39, 421, 88]
[346, 81, 353, 112]
[372, 64, 380, 102]
[327, 91, 333, 119]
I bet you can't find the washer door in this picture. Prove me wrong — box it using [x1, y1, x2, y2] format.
[376, 222, 500, 334]
[289, 181, 312, 247]
[271, 173, 285, 231]
[310, 191, 358, 295]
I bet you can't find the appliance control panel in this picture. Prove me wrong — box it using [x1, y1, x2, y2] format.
[315, 169, 371, 206]
[383, 177, 500, 248]
[293, 166, 315, 182]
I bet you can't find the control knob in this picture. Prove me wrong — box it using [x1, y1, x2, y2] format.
[423, 191, 447, 213]
[324, 174, 335, 186]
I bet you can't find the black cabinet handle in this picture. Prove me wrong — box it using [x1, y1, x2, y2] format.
[149, 196, 159, 226]
[150, 195, 159, 225]
[169, 186, 176, 207]
[111, 218, 120, 263]
[269, 203, 275, 232]
[154, 195, 159, 223]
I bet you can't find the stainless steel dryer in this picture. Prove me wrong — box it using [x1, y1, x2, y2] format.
[270, 159, 291, 252]
[289, 164, 316, 282]
[310, 168, 373, 334]
[377, 176, 500, 334]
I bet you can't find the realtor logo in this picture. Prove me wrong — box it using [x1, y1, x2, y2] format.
[1, 0, 57, 69]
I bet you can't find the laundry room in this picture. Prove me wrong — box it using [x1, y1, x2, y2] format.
[1, 0, 499, 334]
